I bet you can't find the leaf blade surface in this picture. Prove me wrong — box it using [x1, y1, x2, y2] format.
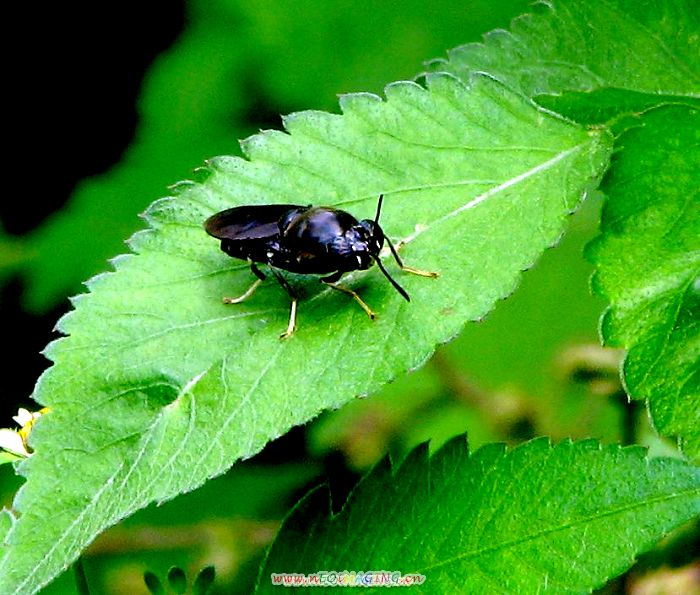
[257, 439, 700, 594]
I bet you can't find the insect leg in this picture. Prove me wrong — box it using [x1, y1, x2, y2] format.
[223, 262, 266, 304]
[270, 268, 298, 299]
[280, 298, 297, 340]
[269, 268, 299, 340]
[384, 236, 439, 278]
[321, 272, 377, 320]
[250, 262, 267, 281]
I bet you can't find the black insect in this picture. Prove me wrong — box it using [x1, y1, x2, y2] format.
[204, 194, 436, 338]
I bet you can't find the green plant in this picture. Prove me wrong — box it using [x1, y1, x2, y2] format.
[144, 565, 215, 595]
[1, 0, 698, 593]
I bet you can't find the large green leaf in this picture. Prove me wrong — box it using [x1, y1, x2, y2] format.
[0, 74, 611, 593]
[587, 104, 700, 459]
[429, 0, 700, 455]
[257, 438, 700, 593]
[430, 0, 699, 98]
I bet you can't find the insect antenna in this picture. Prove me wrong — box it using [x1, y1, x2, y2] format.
[374, 194, 384, 223]
[371, 194, 410, 301]
[374, 194, 405, 267]
[373, 255, 410, 302]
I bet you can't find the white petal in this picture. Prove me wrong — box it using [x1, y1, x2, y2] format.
[12, 408, 33, 426]
[0, 429, 30, 457]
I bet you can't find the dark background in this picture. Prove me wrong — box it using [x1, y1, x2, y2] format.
[2, 1, 185, 421]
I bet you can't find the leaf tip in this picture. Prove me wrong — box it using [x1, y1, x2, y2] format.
[338, 91, 382, 115]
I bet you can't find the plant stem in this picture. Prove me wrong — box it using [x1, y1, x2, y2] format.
[73, 556, 91, 595]
[613, 391, 641, 446]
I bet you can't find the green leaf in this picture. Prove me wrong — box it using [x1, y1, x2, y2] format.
[308, 196, 613, 472]
[256, 438, 700, 593]
[535, 90, 699, 128]
[430, 0, 700, 98]
[429, 0, 700, 455]
[167, 566, 187, 594]
[0, 74, 611, 593]
[587, 104, 700, 459]
[143, 571, 166, 595]
[0, 229, 26, 285]
[192, 566, 216, 595]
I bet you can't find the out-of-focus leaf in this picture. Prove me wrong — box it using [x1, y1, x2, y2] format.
[0, 230, 26, 284]
[167, 566, 187, 594]
[144, 571, 165, 595]
[192, 566, 216, 595]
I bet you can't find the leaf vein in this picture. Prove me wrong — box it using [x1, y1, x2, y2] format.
[416, 487, 700, 573]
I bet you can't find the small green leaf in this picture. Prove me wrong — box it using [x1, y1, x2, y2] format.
[257, 438, 700, 593]
[143, 571, 165, 595]
[0, 74, 611, 594]
[587, 104, 700, 459]
[167, 566, 187, 594]
[192, 566, 216, 595]
[431, 0, 700, 98]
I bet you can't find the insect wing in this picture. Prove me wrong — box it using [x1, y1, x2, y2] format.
[204, 204, 307, 241]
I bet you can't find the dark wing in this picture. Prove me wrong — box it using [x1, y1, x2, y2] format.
[204, 204, 308, 240]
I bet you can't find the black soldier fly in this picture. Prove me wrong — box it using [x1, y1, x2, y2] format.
[204, 194, 437, 338]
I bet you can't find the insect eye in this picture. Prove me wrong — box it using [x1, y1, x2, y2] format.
[358, 219, 381, 243]
[371, 226, 384, 252]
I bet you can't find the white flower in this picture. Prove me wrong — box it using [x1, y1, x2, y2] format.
[0, 428, 30, 458]
[0, 407, 49, 461]
[12, 408, 36, 427]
